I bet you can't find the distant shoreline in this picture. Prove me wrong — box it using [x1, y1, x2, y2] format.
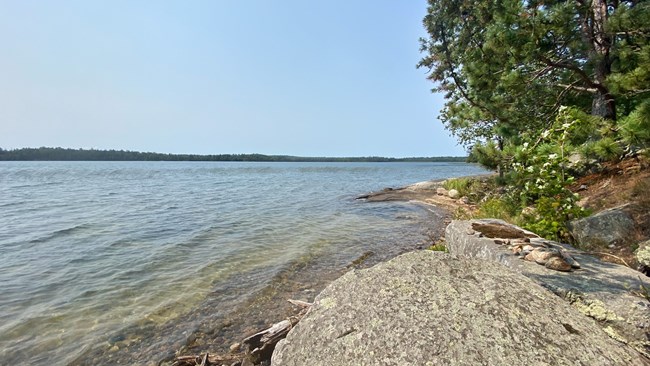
[0, 147, 467, 163]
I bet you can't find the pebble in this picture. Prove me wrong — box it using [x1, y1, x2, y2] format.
[230, 342, 241, 353]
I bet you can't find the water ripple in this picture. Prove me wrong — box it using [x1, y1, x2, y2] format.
[0, 161, 489, 365]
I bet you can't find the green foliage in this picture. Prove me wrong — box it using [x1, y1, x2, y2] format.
[418, 0, 649, 241]
[442, 177, 472, 197]
[509, 108, 590, 240]
[474, 197, 517, 222]
[592, 137, 625, 161]
[520, 196, 587, 241]
[468, 141, 502, 170]
[467, 107, 589, 240]
[420, 0, 650, 168]
[619, 100, 650, 148]
[428, 240, 448, 252]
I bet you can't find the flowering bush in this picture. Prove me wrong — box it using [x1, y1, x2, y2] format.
[508, 106, 588, 240]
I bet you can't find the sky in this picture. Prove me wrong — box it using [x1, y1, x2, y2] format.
[0, 1, 465, 158]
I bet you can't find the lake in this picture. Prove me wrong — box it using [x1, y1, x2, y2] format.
[0, 161, 488, 365]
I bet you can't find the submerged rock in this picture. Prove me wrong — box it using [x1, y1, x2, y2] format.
[272, 251, 645, 365]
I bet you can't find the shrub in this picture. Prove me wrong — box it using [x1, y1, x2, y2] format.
[506, 106, 589, 241]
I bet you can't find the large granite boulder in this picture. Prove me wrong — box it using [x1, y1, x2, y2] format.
[568, 205, 636, 248]
[446, 219, 650, 356]
[272, 251, 646, 365]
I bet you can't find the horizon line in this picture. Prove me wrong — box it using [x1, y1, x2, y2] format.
[0, 146, 468, 160]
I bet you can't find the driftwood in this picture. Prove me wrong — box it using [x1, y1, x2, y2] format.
[171, 299, 312, 366]
[171, 352, 242, 366]
[242, 300, 312, 364]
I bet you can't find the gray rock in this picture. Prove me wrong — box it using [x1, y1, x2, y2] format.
[436, 187, 447, 196]
[272, 251, 646, 366]
[636, 240, 650, 275]
[568, 205, 636, 248]
[448, 188, 460, 199]
[446, 219, 650, 356]
[636, 240, 650, 268]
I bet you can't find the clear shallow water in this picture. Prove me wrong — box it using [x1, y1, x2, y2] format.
[0, 161, 488, 365]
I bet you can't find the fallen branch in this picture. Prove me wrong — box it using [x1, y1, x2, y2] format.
[171, 299, 312, 366]
[287, 299, 312, 308]
[587, 251, 631, 268]
[171, 353, 242, 366]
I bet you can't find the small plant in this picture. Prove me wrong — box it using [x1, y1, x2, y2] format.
[453, 207, 472, 220]
[633, 277, 650, 303]
[428, 239, 448, 252]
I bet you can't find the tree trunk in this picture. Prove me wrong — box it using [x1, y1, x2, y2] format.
[592, 91, 616, 120]
[589, 0, 616, 120]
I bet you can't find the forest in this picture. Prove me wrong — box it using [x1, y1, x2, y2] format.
[418, 0, 649, 239]
[0, 147, 467, 163]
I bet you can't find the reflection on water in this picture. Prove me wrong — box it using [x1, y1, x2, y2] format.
[0, 161, 488, 365]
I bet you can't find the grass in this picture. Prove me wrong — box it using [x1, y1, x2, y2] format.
[442, 177, 472, 198]
[442, 176, 495, 204]
[474, 197, 519, 222]
[631, 177, 650, 209]
[428, 239, 448, 252]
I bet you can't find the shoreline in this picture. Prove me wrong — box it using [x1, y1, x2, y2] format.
[166, 175, 494, 365]
[356, 174, 492, 212]
[160, 158, 650, 364]
[163, 178, 468, 365]
[71, 181, 456, 366]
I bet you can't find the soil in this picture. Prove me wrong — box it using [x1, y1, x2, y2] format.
[569, 155, 650, 268]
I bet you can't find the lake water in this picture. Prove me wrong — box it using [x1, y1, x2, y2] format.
[0, 161, 488, 365]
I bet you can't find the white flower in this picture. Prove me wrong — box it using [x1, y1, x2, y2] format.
[548, 153, 557, 159]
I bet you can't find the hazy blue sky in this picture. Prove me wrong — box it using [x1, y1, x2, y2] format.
[0, 1, 464, 157]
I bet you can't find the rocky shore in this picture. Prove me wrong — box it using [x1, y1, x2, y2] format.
[171, 174, 650, 365]
[273, 249, 649, 365]
[273, 176, 650, 364]
[272, 211, 650, 365]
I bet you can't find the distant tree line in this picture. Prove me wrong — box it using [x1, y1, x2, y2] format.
[0, 147, 468, 163]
